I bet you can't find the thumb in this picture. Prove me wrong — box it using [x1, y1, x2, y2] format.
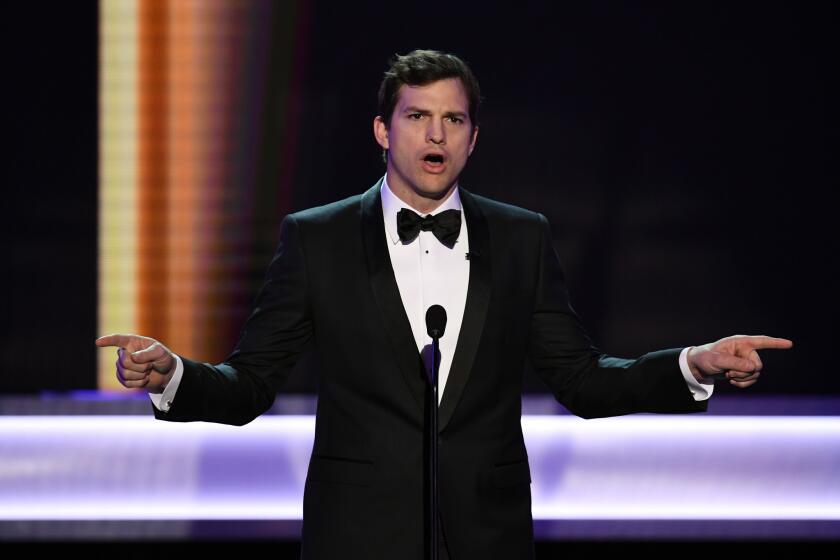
[131, 342, 169, 365]
[714, 352, 757, 374]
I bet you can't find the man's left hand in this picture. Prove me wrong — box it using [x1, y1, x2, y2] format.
[687, 335, 793, 388]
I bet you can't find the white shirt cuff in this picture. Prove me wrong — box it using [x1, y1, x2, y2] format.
[148, 354, 184, 412]
[679, 346, 714, 401]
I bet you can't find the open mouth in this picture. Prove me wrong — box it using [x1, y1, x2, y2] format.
[421, 152, 447, 174]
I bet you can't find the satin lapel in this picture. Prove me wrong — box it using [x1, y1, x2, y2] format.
[439, 188, 492, 432]
[360, 180, 427, 416]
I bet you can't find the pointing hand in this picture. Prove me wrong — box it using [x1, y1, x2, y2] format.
[95, 334, 177, 393]
[687, 334, 793, 389]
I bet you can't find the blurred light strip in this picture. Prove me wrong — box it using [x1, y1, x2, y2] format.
[98, 0, 139, 390]
[98, 1, 285, 378]
[165, 0, 199, 354]
[522, 416, 840, 519]
[0, 416, 838, 521]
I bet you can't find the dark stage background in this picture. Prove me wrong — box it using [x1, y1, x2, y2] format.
[3, 1, 836, 396]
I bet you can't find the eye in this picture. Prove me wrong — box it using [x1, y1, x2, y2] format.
[408, 113, 423, 120]
[448, 116, 464, 124]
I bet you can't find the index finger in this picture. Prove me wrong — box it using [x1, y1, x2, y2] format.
[741, 336, 794, 350]
[95, 334, 136, 348]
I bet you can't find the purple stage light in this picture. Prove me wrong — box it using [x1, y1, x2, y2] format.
[1, 415, 838, 524]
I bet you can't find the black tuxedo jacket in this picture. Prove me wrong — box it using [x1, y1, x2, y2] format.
[154, 178, 706, 559]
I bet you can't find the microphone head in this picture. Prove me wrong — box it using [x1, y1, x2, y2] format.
[425, 305, 447, 339]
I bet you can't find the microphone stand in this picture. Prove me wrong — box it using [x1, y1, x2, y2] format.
[429, 333, 440, 560]
[425, 304, 446, 560]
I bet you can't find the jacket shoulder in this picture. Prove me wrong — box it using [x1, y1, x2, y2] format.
[465, 190, 544, 227]
[288, 193, 364, 227]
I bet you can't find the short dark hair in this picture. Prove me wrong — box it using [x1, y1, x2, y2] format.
[377, 50, 481, 129]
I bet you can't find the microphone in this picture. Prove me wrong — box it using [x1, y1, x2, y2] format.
[426, 304, 447, 339]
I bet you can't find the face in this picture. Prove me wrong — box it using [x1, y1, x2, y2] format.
[374, 78, 478, 208]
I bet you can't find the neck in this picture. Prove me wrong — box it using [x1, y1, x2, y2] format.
[386, 175, 457, 215]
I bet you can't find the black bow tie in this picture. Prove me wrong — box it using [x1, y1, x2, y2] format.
[396, 208, 462, 249]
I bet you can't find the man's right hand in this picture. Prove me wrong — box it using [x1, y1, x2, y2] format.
[95, 334, 177, 393]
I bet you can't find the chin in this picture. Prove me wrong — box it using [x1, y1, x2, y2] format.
[416, 178, 455, 198]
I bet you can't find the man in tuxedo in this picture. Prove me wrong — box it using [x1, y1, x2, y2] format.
[96, 50, 792, 559]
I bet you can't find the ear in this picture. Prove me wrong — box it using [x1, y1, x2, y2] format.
[373, 116, 389, 150]
[467, 125, 479, 157]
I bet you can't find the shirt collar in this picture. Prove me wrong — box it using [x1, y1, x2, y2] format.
[380, 174, 463, 245]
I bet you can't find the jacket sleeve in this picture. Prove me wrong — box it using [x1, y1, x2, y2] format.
[528, 213, 706, 419]
[153, 214, 313, 426]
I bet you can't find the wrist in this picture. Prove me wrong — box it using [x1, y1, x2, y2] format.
[686, 346, 705, 383]
[161, 357, 177, 389]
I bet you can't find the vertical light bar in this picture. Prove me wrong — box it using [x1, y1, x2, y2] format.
[137, 0, 170, 344]
[99, 0, 139, 390]
[165, 0, 200, 354]
[98, 0, 292, 388]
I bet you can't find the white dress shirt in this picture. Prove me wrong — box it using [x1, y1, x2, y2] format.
[150, 176, 712, 411]
[380, 175, 470, 403]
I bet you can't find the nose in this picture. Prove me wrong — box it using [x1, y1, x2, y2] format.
[426, 119, 445, 145]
